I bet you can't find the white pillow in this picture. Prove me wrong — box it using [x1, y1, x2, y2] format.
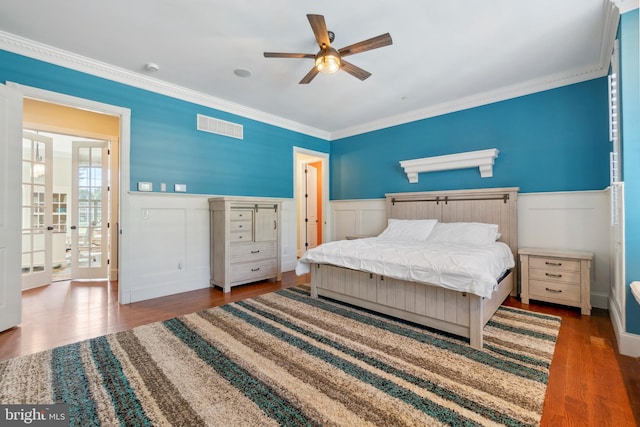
[426, 222, 499, 245]
[377, 219, 438, 241]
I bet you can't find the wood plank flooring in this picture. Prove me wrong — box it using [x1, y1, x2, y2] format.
[1, 272, 638, 426]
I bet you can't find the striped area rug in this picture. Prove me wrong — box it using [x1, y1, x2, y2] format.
[0, 286, 560, 426]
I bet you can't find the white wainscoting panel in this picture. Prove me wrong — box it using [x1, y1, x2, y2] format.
[330, 199, 386, 241]
[118, 190, 610, 309]
[328, 190, 611, 309]
[518, 190, 611, 309]
[119, 193, 297, 303]
[280, 199, 298, 272]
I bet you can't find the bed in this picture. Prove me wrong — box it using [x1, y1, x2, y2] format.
[297, 187, 519, 349]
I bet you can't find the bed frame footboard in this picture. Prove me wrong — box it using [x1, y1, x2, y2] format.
[310, 263, 513, 349]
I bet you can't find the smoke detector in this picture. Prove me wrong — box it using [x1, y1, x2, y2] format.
[144, 62, 160, 72]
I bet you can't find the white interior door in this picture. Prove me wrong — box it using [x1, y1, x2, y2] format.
[305, 164, 319, 249]
[71, 140, 108, 279]
[0, 83, 23, 332]
[21, 131, 53, 290]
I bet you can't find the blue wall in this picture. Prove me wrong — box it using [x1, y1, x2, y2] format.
[620, 10, 640, 334]
[330, 79, 610, 199]
[0, 50, 329, 198]
[0, 49, 611, 201]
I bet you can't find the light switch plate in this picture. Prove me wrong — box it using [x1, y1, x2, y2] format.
[174, 184, 187, 192]
[138, 182, 153, 192]
[160, 183, 166, 192]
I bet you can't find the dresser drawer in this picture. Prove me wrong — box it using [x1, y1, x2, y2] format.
[230, 231, 252, 243]
[231, 259, 277, 283]
[529, 256, 580, 272]
[230, 242, 277, 262]
[529, 279, 581, 304]
[230, 220, 252, 233]
[230, 209, 253, 221]
[529, 268, 580, 284]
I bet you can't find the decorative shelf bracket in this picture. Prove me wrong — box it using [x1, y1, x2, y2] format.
[399, 148, 499, 183]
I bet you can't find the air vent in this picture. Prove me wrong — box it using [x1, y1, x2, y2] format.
[197, 114, 243, 139]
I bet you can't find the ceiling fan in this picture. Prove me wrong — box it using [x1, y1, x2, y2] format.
[264, 14, 393, 84]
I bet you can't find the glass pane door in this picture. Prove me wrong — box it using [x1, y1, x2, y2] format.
[71, 141, 108, 279]
[21, 131, 53, 290]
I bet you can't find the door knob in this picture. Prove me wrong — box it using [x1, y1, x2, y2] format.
[47, 226, 54, 231]
[70, 225, 77, 230]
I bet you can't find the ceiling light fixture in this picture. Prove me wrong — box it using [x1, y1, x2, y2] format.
[315, 46, 341, 74]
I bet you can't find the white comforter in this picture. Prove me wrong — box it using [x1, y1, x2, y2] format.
[295, 238, 515, 298]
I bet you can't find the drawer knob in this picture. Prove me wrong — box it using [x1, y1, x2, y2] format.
[545, 273, 562, 278]
[251, 267, 260, 272]
[545, 288, 562, 293]
[251, 250, 260, 254]
[545, 261, 562, 266]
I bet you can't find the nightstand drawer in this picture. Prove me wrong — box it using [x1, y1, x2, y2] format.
[529, 279, 581, 304]
[529, 268, 580, 284]
[529, 256, 580, 272]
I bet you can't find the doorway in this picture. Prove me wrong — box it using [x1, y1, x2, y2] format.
[294, 148, 329, 257]
[21, 98, 120, 288]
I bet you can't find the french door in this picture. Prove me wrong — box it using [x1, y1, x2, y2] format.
[70, 141, 109, 279]
[21, 131, 53, 290]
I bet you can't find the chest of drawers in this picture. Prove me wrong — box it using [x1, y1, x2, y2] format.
[209, 197, 282, 293]
[519, 247, 593, 315]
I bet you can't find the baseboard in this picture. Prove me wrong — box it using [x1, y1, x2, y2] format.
[128, 277, 209, 303]
[282, 261, 298, 275]
[609, 296, 640, 357]
[591, 291, 609, 310]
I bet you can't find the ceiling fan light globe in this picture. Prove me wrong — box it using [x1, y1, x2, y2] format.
[315, 48, 341, 74]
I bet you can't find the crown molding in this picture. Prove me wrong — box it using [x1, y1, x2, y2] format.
[0, 31, 330, 140]
[613, 0, 639, 13]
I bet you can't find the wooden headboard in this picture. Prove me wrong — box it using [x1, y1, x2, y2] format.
[385, 187, 519, 261]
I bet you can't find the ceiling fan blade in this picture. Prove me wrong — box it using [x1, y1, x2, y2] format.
[340, 60, 372, 81]
[264, 52, 315, 58]
[299, 67, 320, 84]
[338, 33, 393, 57]
[307, 14, 331, 48]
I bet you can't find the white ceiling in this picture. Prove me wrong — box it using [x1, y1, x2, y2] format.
[0, 0, 629, 140]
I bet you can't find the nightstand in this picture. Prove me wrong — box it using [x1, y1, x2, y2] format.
[519, 247, 593, 315]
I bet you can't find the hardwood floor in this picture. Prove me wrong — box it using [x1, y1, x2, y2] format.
[1, 272, 638, 426]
